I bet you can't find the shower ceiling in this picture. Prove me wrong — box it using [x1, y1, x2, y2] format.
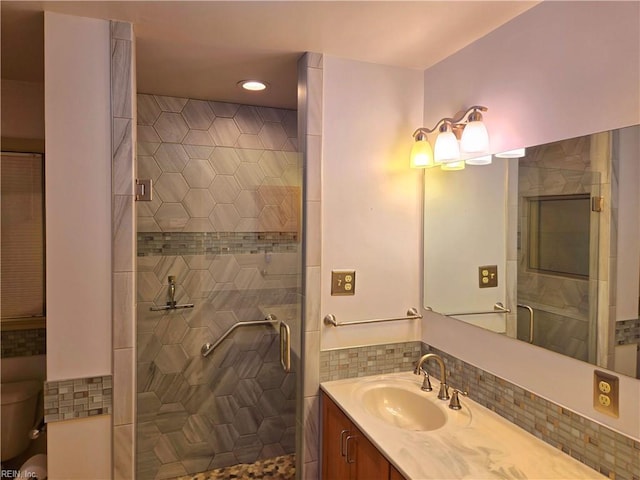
[1, 1, 539, 109]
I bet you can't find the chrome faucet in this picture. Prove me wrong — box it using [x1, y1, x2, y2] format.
[413, 353, 450, 400]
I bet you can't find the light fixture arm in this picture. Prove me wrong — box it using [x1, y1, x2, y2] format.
[412, 105, 487, 139]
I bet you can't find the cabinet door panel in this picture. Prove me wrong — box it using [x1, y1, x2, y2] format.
[352, 430, 390, 480]
[390, 464, 407, 480]
[322, 393, 351, 480]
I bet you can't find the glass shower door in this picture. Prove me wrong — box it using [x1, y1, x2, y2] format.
[135, 94, 302, 480]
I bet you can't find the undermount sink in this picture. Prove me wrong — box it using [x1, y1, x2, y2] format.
[360, 385, 447, 431]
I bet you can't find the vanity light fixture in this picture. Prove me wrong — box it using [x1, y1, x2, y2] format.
[238, 80, 268, 91]
[460, 109, 489, 153]
[433, 122, 461, 163]
[410, 105, 489, 169]
[440, 159, 466, 171]
[409, 132, 434, 168]
[495, 148, 526, 158]
[465, 154, 493, 166]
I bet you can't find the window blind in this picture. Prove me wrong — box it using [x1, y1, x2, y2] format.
[1, 152, 45, 319]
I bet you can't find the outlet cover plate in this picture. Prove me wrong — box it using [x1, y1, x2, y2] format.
[331, 270, 356, 296]
[479, 265, 498, 288]
[593, 370, 619, 418]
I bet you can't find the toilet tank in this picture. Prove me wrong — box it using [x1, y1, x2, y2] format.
[1, 380, 41, 461]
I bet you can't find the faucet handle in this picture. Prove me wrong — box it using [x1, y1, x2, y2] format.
[448, 388, 468, 410]
[418, 368, 432, 392]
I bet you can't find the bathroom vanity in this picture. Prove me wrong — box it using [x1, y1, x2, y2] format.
[321, 372, 605, 479]
[323, 391, 404, 479]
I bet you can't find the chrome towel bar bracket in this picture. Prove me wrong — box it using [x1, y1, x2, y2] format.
[323, 308, 422, 327]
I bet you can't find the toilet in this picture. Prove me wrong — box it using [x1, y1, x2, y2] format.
[1, 380, 41, 461]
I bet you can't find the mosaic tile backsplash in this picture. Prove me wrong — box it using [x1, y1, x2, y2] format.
[44, 375, 113, 423]
[319, 341, 639, 480]
[1, 328, 46, 358]
[319, 341, 422, 382]
[616, 318, 640, 345]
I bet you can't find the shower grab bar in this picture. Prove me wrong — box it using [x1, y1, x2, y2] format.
[517, 304, 535, 343]
[280, 321, 291, 373]
[323, 308, 422, 327]
[438, 302, 511, 316]
[201, 314, 278, 358]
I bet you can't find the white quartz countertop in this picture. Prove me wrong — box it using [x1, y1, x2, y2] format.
[320, 372, 604, 480]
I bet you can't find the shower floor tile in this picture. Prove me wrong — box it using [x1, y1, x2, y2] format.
[173, 454, 295, 480]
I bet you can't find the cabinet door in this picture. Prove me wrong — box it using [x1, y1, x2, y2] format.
[351, 428, 390, 480]
[322, 393, 351, 480]
[390, 464, 407, 480]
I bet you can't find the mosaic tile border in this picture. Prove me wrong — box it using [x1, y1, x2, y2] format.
[137, 231, 299, 256]
[319, 341, 639, 480]
[615, 318, 640, 345]
[420, 343, 640, 480]
[44, 375, 113, 423]
[319, 341, 422, 382]
[0, 328, 46, 358]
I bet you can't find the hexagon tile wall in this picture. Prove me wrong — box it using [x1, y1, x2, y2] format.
[136, 94, 301, 480]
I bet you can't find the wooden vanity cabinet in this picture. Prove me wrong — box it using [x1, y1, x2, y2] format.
[322, 392, 407, 480]
[389, 465, 406, 480]
[322, 391, 352, 479]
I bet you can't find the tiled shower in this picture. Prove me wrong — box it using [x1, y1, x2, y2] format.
[135, 94, 302, 479]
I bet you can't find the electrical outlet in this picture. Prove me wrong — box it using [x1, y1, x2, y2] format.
[593, 370, 619, 418]
[331, 270, 356, 296]
[479, 265, 498, 288]
[598, 380, 611, 394]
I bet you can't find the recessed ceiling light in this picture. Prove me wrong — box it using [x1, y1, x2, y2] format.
[238, 80, 268, 91]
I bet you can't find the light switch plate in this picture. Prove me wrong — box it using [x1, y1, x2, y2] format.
[331, 270, 356, 296]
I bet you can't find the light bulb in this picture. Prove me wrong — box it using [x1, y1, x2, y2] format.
[410, 137, 434, 168]
[238, 80, 267, 91]
[434, 128, 460, 163]
[465, 154, 492, 165]
[441, 160, 466, 171]
[460, 120, 489, 153]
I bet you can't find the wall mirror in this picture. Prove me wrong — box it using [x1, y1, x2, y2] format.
[424, 124, 640, 379]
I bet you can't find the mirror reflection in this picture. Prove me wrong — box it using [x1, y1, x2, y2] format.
[424, 125, 640, 379]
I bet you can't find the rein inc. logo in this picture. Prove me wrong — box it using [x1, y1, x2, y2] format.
[1, 470, 38, 479]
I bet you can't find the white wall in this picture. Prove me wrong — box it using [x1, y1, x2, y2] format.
[421, 1, 640, 439]
[423, 159, 508, 332]
[47, 416, 112, 479]
[1, 79, 44, 140]
[422, 2, 640, 155]
[321, 56, 423, 350]
[44, 11, 112, 478]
